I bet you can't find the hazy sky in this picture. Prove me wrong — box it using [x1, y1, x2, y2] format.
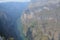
[0, 0, 31, 2]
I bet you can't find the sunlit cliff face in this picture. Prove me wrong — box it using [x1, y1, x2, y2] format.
[21, 0, 60, 40]
[23, 13, 33, 19]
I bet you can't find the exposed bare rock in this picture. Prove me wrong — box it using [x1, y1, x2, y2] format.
[21, 0, 60, 40]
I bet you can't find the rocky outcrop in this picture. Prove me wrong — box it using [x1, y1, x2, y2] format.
[21, 0, 60, 40]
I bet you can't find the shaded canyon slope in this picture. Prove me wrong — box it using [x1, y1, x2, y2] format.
[0, 2, 29, 40]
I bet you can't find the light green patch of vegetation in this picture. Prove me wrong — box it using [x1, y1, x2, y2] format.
[8, 37, 14, 40]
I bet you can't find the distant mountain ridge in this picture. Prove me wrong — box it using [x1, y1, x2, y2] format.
[0, 2, 30, 19]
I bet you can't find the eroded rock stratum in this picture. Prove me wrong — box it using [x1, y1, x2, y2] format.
[21, 0, 60, 40]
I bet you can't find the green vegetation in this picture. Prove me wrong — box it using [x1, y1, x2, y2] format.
[8, 37, 14, 40]
[0, 36, 14, 40]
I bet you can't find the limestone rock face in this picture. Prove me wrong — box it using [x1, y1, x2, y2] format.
[21, 0, 60, 40]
